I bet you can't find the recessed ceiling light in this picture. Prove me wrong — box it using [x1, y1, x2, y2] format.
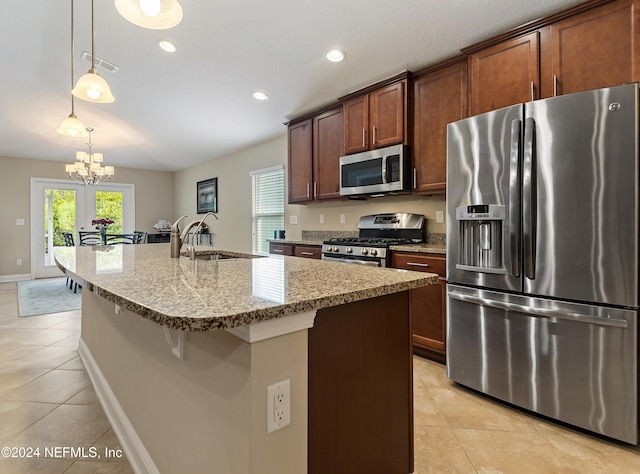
[326, 49, 346, 62]
[253, 91, 269, 101]
[158, 40, 176, 53]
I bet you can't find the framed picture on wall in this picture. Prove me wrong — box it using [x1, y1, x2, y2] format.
[196, 177, 218, 214]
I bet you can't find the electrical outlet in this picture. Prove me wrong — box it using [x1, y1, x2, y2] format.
[319, 214, 325, 224]
[267, 379, 291, 433]
[436, 211, 444, 224]
[340, 213, 345, 224]
[16, 259, 22, 266]
[289, 215, 298, 225]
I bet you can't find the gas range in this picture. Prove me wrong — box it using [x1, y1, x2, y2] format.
[321, 213, 425, 267]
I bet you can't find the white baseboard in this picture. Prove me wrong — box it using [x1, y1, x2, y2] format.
[0, 273, 31, 283]
[78, 338, 159, 474]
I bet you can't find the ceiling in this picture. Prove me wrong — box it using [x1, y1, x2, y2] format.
[0, 0, 582, 172]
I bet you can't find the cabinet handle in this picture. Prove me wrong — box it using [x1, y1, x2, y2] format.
[313, 182, 318, 198]
[553, 75, 558, 97]
[362, 129, 366, 147]
[373, 126, 377, 145]
[306, 182, 310, 199]
[300, 252, 314, 256]
[530, 81, 535, 101]
[272, 249, 284, 253]
[413, 168, 417, 189]
[407, 262, 430, 268]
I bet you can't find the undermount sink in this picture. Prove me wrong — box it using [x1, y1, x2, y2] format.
[195, 253, 240, 261]
[191, 251, 260, 261]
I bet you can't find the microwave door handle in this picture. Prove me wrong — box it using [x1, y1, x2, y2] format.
[381, 156, 388, 183]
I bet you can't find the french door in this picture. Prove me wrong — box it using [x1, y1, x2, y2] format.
[30, 178, 135, 278]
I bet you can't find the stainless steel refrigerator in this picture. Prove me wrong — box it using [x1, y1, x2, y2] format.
[446, 83, 638, 444]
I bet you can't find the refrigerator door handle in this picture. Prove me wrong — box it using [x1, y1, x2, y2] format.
[507, 119, 521, 277]
[448, 290, 628, 328]
[522, 117, 537, 279]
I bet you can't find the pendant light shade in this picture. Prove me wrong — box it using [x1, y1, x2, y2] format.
[58, 0, 88, 137]
[57, 113, 89, 137]
[115, 0, 183, 30]
[73, 0, 115, 103]
[73, 68, 115, 103]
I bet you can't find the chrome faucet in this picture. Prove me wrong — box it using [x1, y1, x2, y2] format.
[170, 213, 219, 259]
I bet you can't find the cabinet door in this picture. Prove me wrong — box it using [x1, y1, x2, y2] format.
[269, 242, 294, 256]
[413, 61, 467, 194]
[294, 245, 322, 259]
[469, 31, 540, 115]
[313, 107, 343, 200]
[343, 95, 369, 154]
[288, 119, 313, 203]
[391, 253, 447, 358]
[547, 0, 640, 97]
[370, 81, 405, 148]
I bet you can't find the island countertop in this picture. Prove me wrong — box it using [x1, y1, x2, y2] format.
[54, 243, 437, 331]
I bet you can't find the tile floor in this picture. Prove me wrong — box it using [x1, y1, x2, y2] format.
[1, 280, 640, 473]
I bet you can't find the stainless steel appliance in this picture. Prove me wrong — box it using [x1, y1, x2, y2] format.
[446, 83, 639, 444]
[339, 144, 411, 197]
[322, 213, 425, 267]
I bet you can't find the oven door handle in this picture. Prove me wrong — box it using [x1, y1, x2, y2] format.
[322, 255, 381, 267]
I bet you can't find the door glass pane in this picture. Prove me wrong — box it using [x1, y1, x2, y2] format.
[44, 189, 76, 266]
[95, 191, 123, 233]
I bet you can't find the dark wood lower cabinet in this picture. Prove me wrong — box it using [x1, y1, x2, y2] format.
[308, 291, 413, 473]
[392, 252, 447, 363]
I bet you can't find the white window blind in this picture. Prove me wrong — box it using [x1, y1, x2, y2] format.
[251, 165, 284, 255]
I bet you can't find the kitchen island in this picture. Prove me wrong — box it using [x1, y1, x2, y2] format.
[55, 243, 437, 474]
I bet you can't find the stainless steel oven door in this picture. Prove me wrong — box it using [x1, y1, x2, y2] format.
[322, 255, 383, 267]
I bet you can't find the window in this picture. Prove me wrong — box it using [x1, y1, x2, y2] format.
[251, 165, 285, 255]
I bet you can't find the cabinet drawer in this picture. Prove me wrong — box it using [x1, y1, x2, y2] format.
[392, 253, 446, 277]
[269, 243, 294, 256]
[294, 246, 322, 259]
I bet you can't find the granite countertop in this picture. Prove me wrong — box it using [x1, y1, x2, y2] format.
[54, 244, 437, 332]
[389, 243, 447, 255]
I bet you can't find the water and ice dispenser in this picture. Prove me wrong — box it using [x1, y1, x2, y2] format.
[456, 204, 507, 274]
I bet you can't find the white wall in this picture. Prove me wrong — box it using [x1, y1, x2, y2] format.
[0, 155, 174, 280]
[174, 134, 446, 252]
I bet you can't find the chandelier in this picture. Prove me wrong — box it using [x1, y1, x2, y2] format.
[65, 128, 115, 185]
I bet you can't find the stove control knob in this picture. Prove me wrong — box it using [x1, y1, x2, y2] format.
[370, 249, 378, 256]
[333, 246, 339, 252]
[361, 248, 369, 256]
[346, 247, 353, 253]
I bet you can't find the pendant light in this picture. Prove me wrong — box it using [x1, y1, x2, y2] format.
[57, 0, 88, 137]
[115, 0, 183, 30]
[72, 0, 115, 103]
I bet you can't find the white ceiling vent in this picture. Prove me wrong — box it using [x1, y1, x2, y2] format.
[81, 51, 119, 73]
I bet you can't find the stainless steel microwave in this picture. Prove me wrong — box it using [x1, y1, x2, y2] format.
[339, 144, 411, 197]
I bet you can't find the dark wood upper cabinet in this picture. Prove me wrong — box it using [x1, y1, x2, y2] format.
[343, 95, 369, 154]
[546, 0, 640, 96]
[412, 59, 467, 194]
[343, 79, 407, 154]
[369, 82, 406, 148]
[313, 107, 344, 200]
[287, 119, 313, 203]
[467, 0, 640, 115]
[468, 31, 540, 116]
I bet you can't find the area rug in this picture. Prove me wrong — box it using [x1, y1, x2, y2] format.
[17, 277, 82, 317]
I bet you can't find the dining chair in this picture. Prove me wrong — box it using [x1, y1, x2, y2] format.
[105, 233, 136, 245]
[78, 231, 102, 246]
[134, 231, 148, 244]
[62, 232, 80, 293]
